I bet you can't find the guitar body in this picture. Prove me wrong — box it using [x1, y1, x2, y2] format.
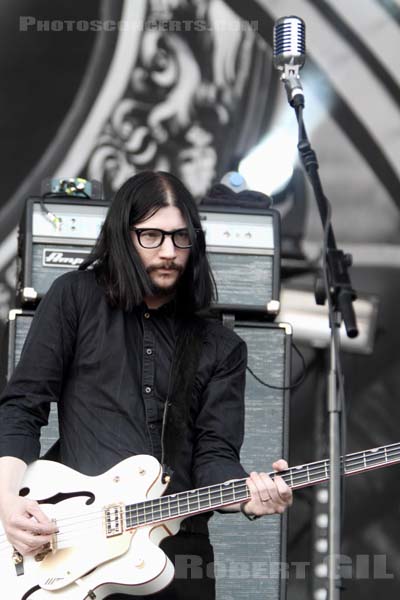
[1, 456, 182, 599]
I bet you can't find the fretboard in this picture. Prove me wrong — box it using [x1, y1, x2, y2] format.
[124, 442, 400, 529]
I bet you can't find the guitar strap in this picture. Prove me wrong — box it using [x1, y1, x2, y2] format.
[161, 315, 206, 483]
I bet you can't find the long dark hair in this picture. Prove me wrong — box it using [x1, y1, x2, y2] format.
[80, 171, 216, 313]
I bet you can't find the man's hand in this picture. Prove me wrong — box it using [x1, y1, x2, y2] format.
[0, 493, 57, 556]
[242, 459, 293, 517]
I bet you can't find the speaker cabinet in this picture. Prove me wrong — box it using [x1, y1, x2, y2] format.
[7, 311, 291, 600]
[7, 309, 58, 456]
[208, 320, 291, 600]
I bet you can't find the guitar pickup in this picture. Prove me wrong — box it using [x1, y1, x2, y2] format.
[104, 504, 124, 537]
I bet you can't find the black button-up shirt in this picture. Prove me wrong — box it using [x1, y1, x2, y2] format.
[0, 271, 248, 494]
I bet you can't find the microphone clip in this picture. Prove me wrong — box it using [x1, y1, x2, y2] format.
[280, 64, 304, 108]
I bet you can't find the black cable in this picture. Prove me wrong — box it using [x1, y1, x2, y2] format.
[246, 340, 307, 391]
[39, 188, 91, 229]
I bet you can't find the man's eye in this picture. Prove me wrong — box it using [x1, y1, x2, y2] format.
[175, 232, 189, 242]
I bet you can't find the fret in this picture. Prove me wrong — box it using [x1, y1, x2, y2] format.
[384, 446, 388, 463]
[230, 480, 246, 503]
[386, 447, 400, 462]
[220, 482, 231, 506]
[135, 502, 140, 527]
[324, 460, 329, 480]
[208, 486, 218, 510]
[345, 456, 359, 474]
[233, 481, 244, 502]
[196, 490, 201, 511]
[138, 501, 146, 525]
[125, 507, 131, 529]
[299, 466, 306, 485]
[199, 489, 211, 510]
[178, 491, 189, 515]
[187, 489, 199, 512]
[167, 494, 179, 518]
[231, 482, 237, 502]
[215, 484, 225, 508]
[152, 498, 162, 522]
[165, 494, 171, 519]
[293, 465, 303, 487]
[366, 449, 385, 466]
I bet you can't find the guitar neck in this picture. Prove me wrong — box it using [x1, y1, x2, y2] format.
[124, 442, 400, 529]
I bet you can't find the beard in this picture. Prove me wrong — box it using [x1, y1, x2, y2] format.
[146, 262, 184, 297]
[149, 281, 177, 297]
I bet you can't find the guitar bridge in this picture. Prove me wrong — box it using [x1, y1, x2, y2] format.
[104, 504, 124, 537]
[34, 542, 52, 562]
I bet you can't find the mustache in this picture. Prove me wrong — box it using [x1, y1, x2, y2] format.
[146, 262, 183, 274]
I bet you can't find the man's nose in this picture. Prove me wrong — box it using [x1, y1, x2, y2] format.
[159, 235, 177, 258]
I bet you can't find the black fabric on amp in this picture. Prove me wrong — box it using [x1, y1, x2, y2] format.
[201, 183, 272, 209]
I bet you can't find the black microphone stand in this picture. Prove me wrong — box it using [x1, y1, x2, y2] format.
[285, 80, 358, 600]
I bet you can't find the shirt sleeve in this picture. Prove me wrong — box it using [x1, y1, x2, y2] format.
[192, 335, 249, 488]
[0, 274, 79, 463]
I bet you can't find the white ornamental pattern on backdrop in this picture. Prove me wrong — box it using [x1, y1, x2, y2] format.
[87, 0, 264, 198]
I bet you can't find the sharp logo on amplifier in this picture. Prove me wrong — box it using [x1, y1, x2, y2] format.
[42, 249, 90, 268]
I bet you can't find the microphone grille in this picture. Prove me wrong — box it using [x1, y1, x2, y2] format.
[273, 16, 306, 71]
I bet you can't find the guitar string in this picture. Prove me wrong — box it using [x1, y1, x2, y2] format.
[2, 459, 400, 550]
[1, 446, 399, 549]
[31, 445, 400, 549]
[1, 445, 399, 544]
[46, 442, 400, 531]
[2, 444, 400, 546]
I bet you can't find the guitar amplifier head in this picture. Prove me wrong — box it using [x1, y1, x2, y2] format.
[17, 196, 109, 304]
[200, 206, 281, 317]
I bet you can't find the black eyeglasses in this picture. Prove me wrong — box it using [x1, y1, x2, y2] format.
[131, 228, 201, 249]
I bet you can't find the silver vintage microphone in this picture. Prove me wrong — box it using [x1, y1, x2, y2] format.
[273, 16, 306, 107]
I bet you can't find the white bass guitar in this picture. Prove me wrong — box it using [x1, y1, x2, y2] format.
[1, 443, 400, 599]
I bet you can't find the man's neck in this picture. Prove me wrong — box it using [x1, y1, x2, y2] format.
[144, 293, 175, 310]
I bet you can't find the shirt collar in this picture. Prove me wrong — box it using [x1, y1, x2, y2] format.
[142, 298, 177, 317]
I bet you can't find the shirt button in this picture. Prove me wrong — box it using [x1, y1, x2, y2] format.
[149, 424, 156, 431]
[144, 312, 150, 319]
[146, 348, 153, 355]
[145, 386, 152, 394]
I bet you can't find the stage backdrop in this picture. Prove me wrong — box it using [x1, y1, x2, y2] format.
[1, 2, 400, 599]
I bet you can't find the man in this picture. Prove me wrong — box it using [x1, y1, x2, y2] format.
[0, 171, 292, 599]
